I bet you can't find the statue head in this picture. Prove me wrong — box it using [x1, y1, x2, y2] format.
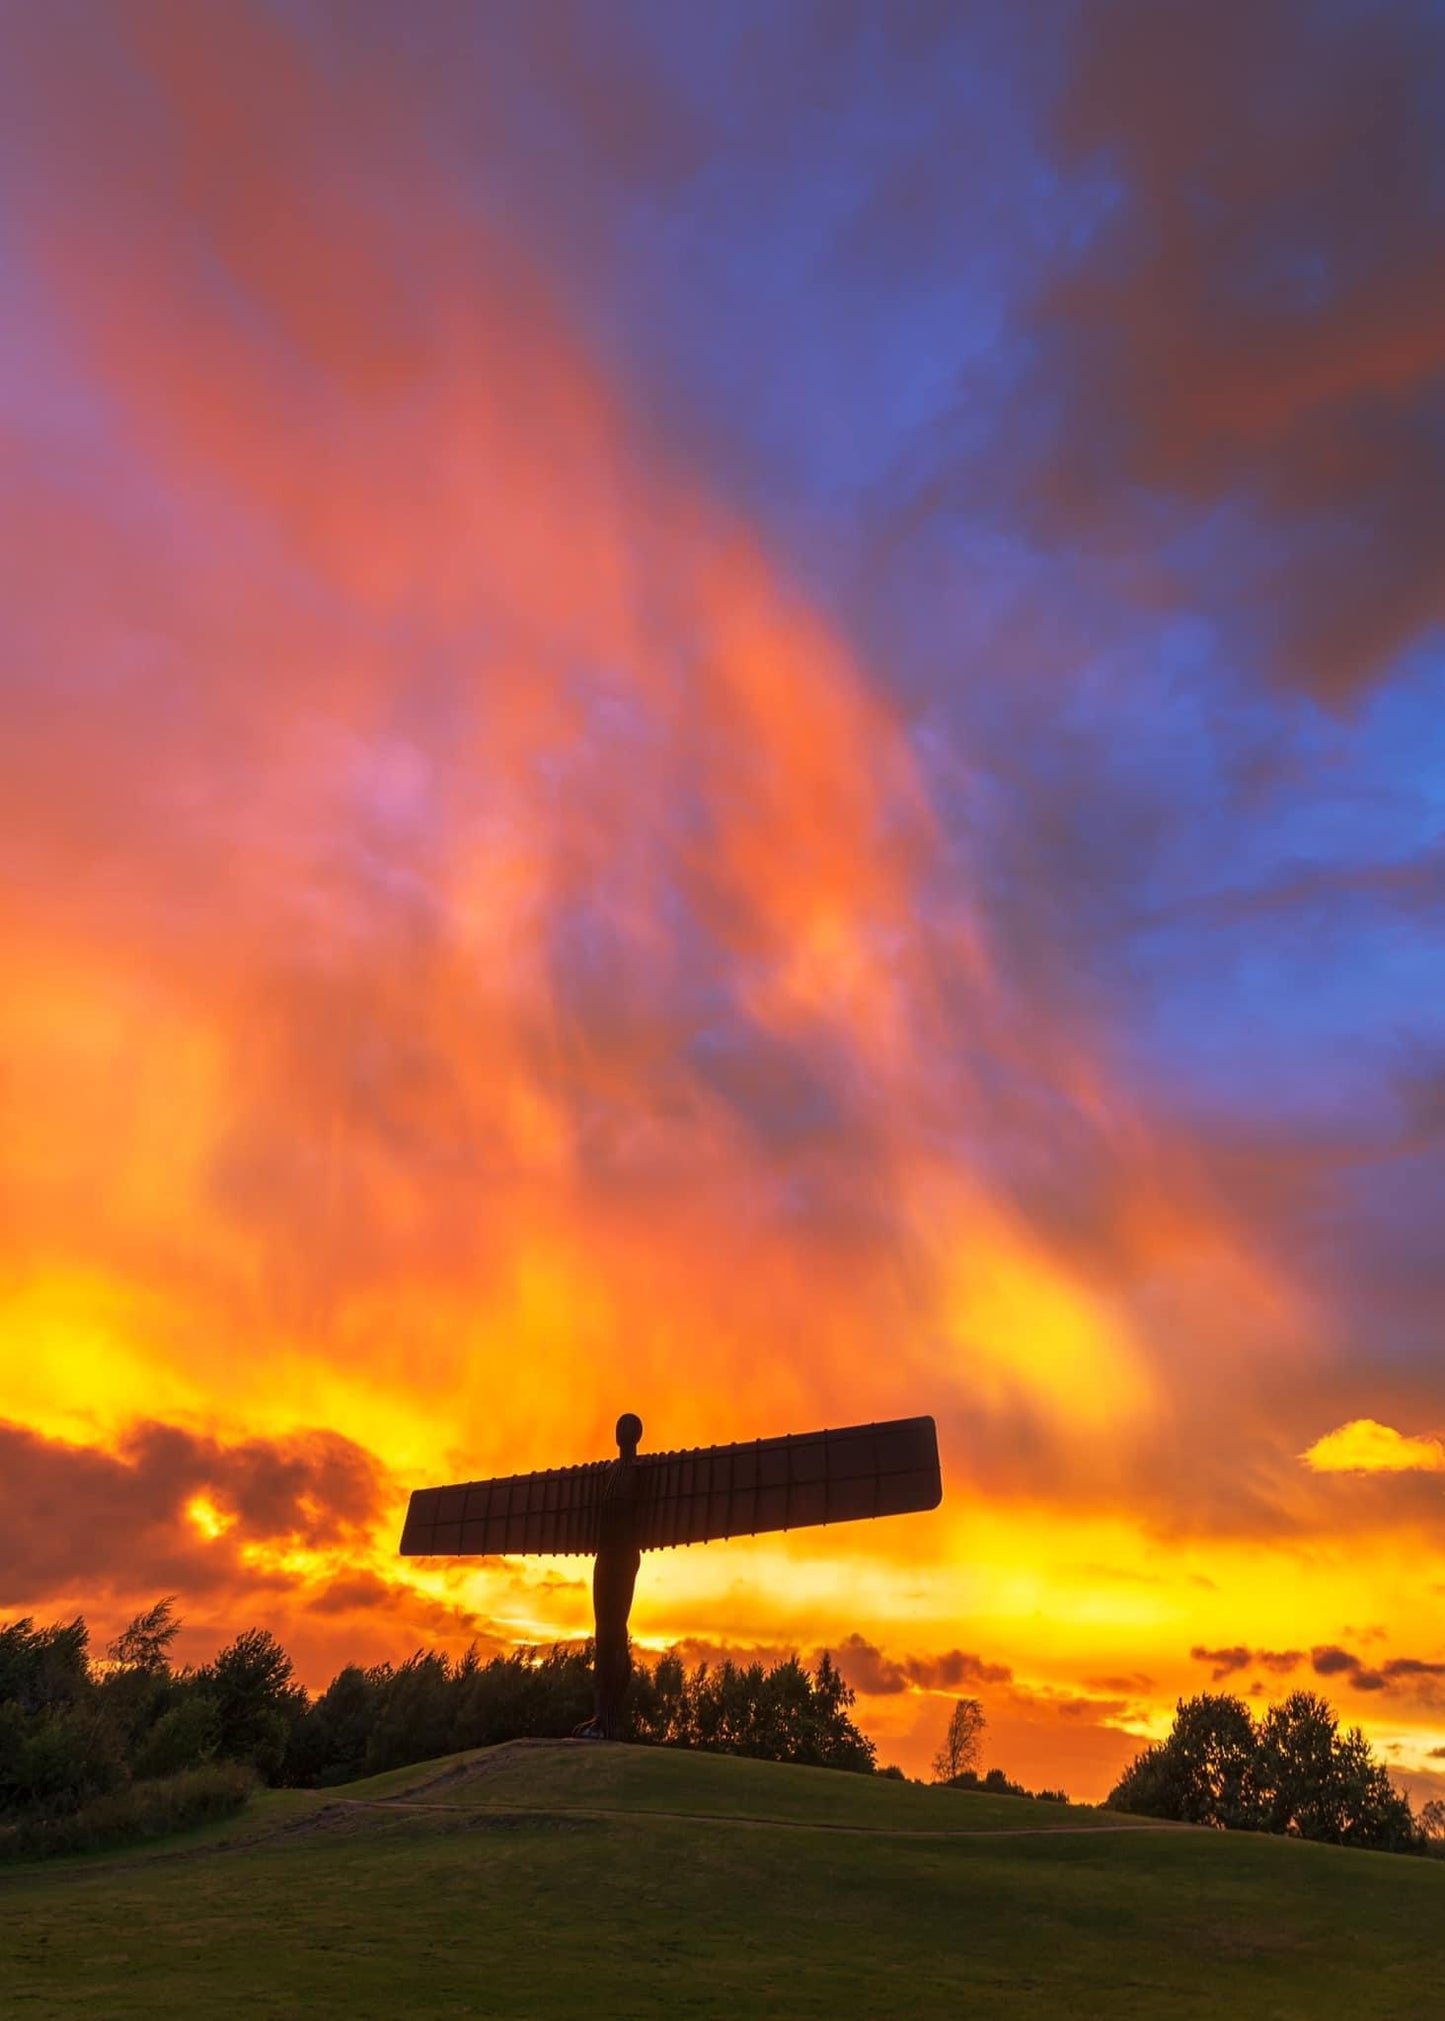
[615, 1412, 643, 1458]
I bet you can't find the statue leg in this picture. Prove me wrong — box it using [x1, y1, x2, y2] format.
[591, 1543, 640, 1740]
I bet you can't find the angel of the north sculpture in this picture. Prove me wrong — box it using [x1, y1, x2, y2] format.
[400, 1412, 943, 1739]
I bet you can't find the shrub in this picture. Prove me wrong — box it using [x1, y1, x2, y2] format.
[0, 1763, 254, 1862]
[939, 1766, 1068, 1801]
[10, 1708, 126, 1815]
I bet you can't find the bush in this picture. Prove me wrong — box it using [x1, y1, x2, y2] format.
[9, 1708, 126, 1815]
[0, 1763, 253, 1862]
[939, 1765, 1063, 1800]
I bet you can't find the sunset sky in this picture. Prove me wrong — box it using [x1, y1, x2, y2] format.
[2, 2, 1443, 1800]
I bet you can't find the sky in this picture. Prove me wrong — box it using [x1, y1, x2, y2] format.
[1, 0, 1442, 1799]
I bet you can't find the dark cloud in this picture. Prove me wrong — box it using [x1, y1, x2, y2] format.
[1309, 1644, 1362, 1679]
[830, 1637, 1142, 1749]
[918, 1649, 1015, 1692]
[0, 1418, 392, 1610]
[831, 1632, 909, 1696]
[309, 1571, 502, 1652]
[831, 1633, 1013, 1698]
[1192, 1644, 1251, 1681]
[1038, 0, 1445, 701]
[1053, 1693, 1130, 1723]
[1377, 1658, 1445, 1682]
[1192, 1645, 1303, 1682]
[311, 1572, 405, 1615]
[1310, 1645, 1445, 1694]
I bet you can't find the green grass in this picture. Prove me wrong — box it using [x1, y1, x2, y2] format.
[1, 1741, 1439, 2018]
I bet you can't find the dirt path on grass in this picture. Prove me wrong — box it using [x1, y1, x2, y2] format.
[320, 1794, 1197, 1842]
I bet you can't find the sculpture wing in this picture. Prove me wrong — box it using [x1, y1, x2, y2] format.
[633, 1414, 941, 1551]
[399, 1457, 610, 1558]
[398, 1415, 942, 1558]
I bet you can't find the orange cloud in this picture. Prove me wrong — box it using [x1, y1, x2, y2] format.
[1302, 1420, 1445, 1476]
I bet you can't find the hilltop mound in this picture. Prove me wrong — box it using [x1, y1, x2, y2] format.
[1, 1742, 1439, 2017]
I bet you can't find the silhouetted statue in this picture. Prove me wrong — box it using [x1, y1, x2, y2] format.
[581, 1411, 643, 1738]
[400, 1410, 942, 1740]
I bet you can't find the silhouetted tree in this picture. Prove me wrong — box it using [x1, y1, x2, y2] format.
[931, 1698, 986, 1783]
[286, 1665, 378, 1787]
[198, 1629, 306, 1781]
[98, 1600, 186, 1753]
[450, 1644, 592, 1750]
[106, 1599, 180, 1675]
[1109, 1690, 1420, 1852]
[1111, 1693, 1259, 1829]
[0, 1618, 124, 1820]
[624, 1648, 874, 1771]
[363, 1651, 455, 1775]
[0, 1619, 91, 1715]
[1256, 1691, 1415, 1850]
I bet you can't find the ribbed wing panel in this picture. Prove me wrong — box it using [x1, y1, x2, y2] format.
[634, 1415, 941, 1550]
[399, 1457, 609, 1558]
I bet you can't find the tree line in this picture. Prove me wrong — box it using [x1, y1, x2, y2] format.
[290, 1639, 875, 1783]
[7, 1605, 1439, 1863]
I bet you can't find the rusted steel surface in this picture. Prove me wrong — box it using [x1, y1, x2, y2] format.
[399, 1415, 941, 1558]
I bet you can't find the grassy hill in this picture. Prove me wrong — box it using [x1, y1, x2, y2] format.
[1, 1740, 1440, 2018]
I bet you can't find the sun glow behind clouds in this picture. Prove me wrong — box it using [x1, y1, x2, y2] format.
[185, 1496, 234, 1543]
